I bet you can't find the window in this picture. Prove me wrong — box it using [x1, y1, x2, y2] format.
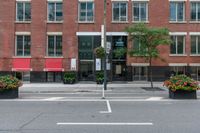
[79, 2, 94, 22]
[16, 2, 31, 21]
[48, 2, 63, 21]
[48, 36, 62, 56]
[191, 36, 200, 55]
[16, 35, 31, 56]
[190, 2, 200, 21]
[170, 36, 185, 55]
[170, 2, 185, 22]
[170, 66, 186, 75]
[112, 2, 128, 22]
[132, 2, 148, 22]
[133, 38, 141, 51]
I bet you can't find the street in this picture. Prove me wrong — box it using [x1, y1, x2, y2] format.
[1, 85, 200, 133]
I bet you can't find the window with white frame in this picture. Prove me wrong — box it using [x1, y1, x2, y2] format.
[16, 35, 31, 56]
[133, 38, 141, 51]
[170, 36, 185, 55]
[170, 2, 185, 22]
[79, 1, 94, 22]
[16, 2, 31, 21]
[191, 36, 200, 54]
[132, 2, 148, 22]
[112, 2, 128, 22]
[48, 35, 62, 56]
[48, 2, 63, 21]
[190, 2, 200, 21]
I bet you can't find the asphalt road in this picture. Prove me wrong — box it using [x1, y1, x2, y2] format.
[0, 99, 200, 133]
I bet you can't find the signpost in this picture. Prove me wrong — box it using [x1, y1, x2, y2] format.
[102, 0, 107, 99]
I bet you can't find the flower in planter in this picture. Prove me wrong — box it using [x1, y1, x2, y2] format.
[163, 74, 200, 92]
[94, 46, 105, 59]
[0, 75, 22, 91]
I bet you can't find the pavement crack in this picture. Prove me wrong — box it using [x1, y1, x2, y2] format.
[19, 112, 43, 130]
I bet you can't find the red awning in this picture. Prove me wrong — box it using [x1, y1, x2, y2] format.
[45, 58, 63, 72]
[12, 58, 31, 71]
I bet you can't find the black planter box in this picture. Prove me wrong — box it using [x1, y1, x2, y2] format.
[169, 89, 197, 99]
[0, 89, 18, 99]
[96, 80, 104, 84]
[63, 80, 75, 84]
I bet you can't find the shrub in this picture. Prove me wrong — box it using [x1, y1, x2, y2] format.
[63, 72, 76, 82]
[163, 75, 200, 92]
[0, 75, 22, 91]
[113, 47, 127, 58]
[96, 71, 104, 82]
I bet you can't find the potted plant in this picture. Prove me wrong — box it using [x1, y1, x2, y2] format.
[0, 75, 22, 99]
[94, 46, 105, 58]
[113, 47, 127, 59]
[63, 71, 76, 84]
[163, 75, 200, 99]
[96, 71, 104, 84]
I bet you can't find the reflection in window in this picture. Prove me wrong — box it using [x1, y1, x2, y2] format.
[170, 2, 185, 22]
[16, 2, 31, 21]
[133, 2, 148, 22]
[170, 36, 185, 55]
[48, 36, 62, 56]
[79, 2, 94, 22]
[190, 2, 200, 21]
[191, 36, 200, 54]
[48, 2, 63, 21]
[112, 2, 128, 22]
[16, 35, 31, 56]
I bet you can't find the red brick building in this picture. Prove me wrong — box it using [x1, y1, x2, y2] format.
[0, 0, 200, 82]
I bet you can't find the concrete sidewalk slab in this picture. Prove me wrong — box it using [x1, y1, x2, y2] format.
[19, 82, 167, 93]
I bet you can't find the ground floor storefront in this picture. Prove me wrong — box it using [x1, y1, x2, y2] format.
[0, 65, 200, 83]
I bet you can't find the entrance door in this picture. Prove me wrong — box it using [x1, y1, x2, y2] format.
[133, 66, 147, 81]
[112, 61, 126, 81]
[79, 61, 94, 81]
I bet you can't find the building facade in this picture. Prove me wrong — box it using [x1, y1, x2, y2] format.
[0, 0, 200, 82]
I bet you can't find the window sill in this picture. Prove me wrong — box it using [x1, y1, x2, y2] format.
[190, 54, 200, 56]
[111, 21, 129, 24]
[44, 56, 64, 58]
[169, 21, 187, 24]
[12, 56, 31, 58]
[15, 21, 31, 24]
[132, 21, 149, 23]
[47, 21, 63, 24]
[189, 21, 200, 23]
[169, 54, 187, 57]
[78, 21, 95, 24]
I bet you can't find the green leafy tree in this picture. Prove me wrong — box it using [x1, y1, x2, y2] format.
[125, 23, 171, 88]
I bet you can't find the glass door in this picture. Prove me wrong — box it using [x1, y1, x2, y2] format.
[133, 66, 147, 81]
[112, 61, 126, 81]
[79, 61, 94, 81]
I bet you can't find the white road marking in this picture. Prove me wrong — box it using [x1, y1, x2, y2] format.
[57, 122, 153, 126]
[100, 100, 112, 113]
[43, 97, 65, 101]
[146, 97, 163, 101]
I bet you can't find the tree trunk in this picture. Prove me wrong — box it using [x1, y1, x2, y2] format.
[149, 58, 153, 88]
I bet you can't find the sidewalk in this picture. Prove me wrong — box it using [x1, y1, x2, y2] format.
[19, 82, 166, 93]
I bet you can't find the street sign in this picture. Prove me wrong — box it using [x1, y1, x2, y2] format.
[106, 42, 111, 54]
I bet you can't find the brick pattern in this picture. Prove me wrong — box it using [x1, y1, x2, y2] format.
[0, 0, 200, 71]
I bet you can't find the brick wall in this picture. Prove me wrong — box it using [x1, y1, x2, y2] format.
[0, 0, 200, 71]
